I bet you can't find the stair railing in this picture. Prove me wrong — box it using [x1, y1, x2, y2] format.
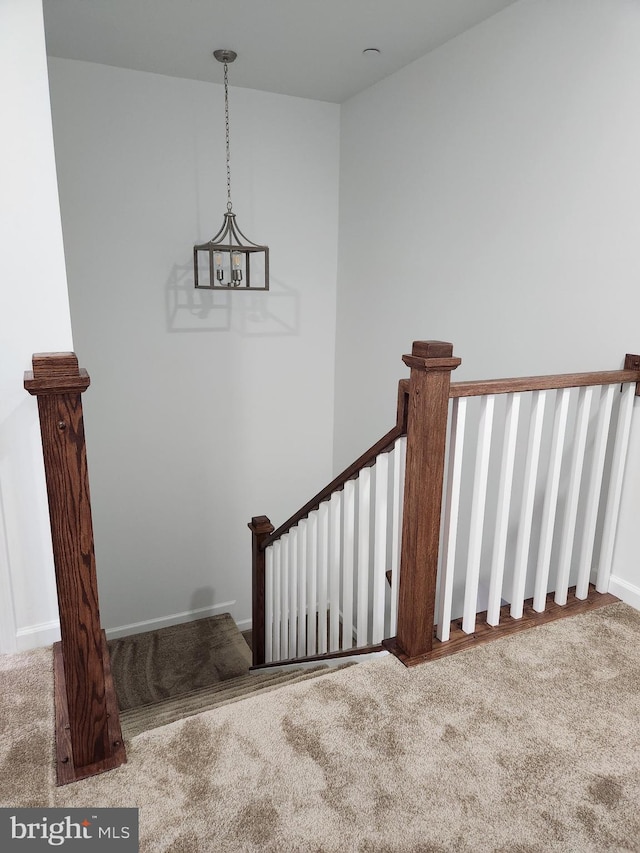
[386, 346, 640, 666]
[249, 380, 409, 666]
[252, 342, 640, 668]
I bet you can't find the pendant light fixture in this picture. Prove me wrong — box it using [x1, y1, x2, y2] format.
[194, 50, 269, 291]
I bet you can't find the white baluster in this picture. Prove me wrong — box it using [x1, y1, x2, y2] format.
[297, 519, 308, 656]
[597, 382, 635, 592]
[342, 479, 356, 650]
[437, 399, 467, 642]
[280, 533, 290, 659]
[576, 384, 615, 599]
[555, 386, 594, 606]
[273, 540, 281, 661]
[265, 545, 274, 663]
[389, 436, 406, 637]
[372, 452, 389, 644]
[487, 392, 521, 626]
[317, 501, 329, 654]
[533, 388, 571, 612]
[462, 395, 495, 634]
[356, 466, 371, 646]
[329, 491, 342, 652]
[307, 510, 318, 655]
[511, 390, 547, 619]
[289, 527, 298, 657]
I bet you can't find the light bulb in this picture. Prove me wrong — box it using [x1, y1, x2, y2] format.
[214, 252, 224, 282]
[232, 252, 243, 284]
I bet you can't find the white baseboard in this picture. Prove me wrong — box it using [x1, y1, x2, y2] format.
[9, 601, 241, 651]
[15, 619, 60, 652]
[608, 575, 640, 611]
[106, 600, 238, 639]
[106, 599, 236, 640]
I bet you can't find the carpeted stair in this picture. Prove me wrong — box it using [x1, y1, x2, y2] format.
[119, 666, 336, 738]
[108, 613, 342, 739]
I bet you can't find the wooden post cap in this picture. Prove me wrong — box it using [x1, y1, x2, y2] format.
[248, 516, 275, 535]
[402, 341, 461, 373]
[411, 341, 454, 359]
[24, 352, 90, 395]
[32, 352, 79, 377]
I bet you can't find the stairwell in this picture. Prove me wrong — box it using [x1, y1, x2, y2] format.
[28, 346, 639, 785]
[109, 614, 347, 739]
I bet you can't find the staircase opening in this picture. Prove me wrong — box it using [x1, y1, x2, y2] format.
[25, 342, 640, 783]
[108, 614, 347, 738]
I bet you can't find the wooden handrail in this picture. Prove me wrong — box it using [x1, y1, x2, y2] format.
[261, 424, 402, 549]
[250, 643, 384, 670]
[450, 367, 640, 398]
[260, 380, 409, 550]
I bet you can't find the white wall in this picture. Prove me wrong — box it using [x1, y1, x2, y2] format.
[47, 59, 340, 634]
[0, 0, 74, 653]
[6, 0, 638, 652]
[335, 0, 640, 601]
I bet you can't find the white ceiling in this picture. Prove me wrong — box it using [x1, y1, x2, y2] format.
[43, 0, 519, 104]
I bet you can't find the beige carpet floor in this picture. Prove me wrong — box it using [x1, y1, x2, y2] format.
[2, 603, 640, 852]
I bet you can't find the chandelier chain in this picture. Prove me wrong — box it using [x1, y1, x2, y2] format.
[224, 62, 232, 213]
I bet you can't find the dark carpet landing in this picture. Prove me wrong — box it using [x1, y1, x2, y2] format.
[107, 613, 336, 738]
[108, 613, 252, 711]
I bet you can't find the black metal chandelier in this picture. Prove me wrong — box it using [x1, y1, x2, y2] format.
[194, 50, 269, 291]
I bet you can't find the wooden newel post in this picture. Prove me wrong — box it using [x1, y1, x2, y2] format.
[248, 515, 274, 667]
[394, 341, 460, 664]
[24, 353, 125, 785]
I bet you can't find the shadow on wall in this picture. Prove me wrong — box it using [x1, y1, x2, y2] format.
[189, 587, 217, 619]
[165, 261, 300, 337]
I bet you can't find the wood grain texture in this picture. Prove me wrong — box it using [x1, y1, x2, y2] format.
[24, 353, 90, 395]
[53, 642, 74, 785]
[450, 368, 640, 398]
[54, 636, 126, 785]
[396, 380, 409, 433]
[396, 342, 460, 660]
[411, 341, 458, 359]
[37, 392, 110, 771]
[249, 516, 275, 667]
[31, 352, 80, 374]
[25, 353, 125, 783]
[384, 586, 619, 667]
